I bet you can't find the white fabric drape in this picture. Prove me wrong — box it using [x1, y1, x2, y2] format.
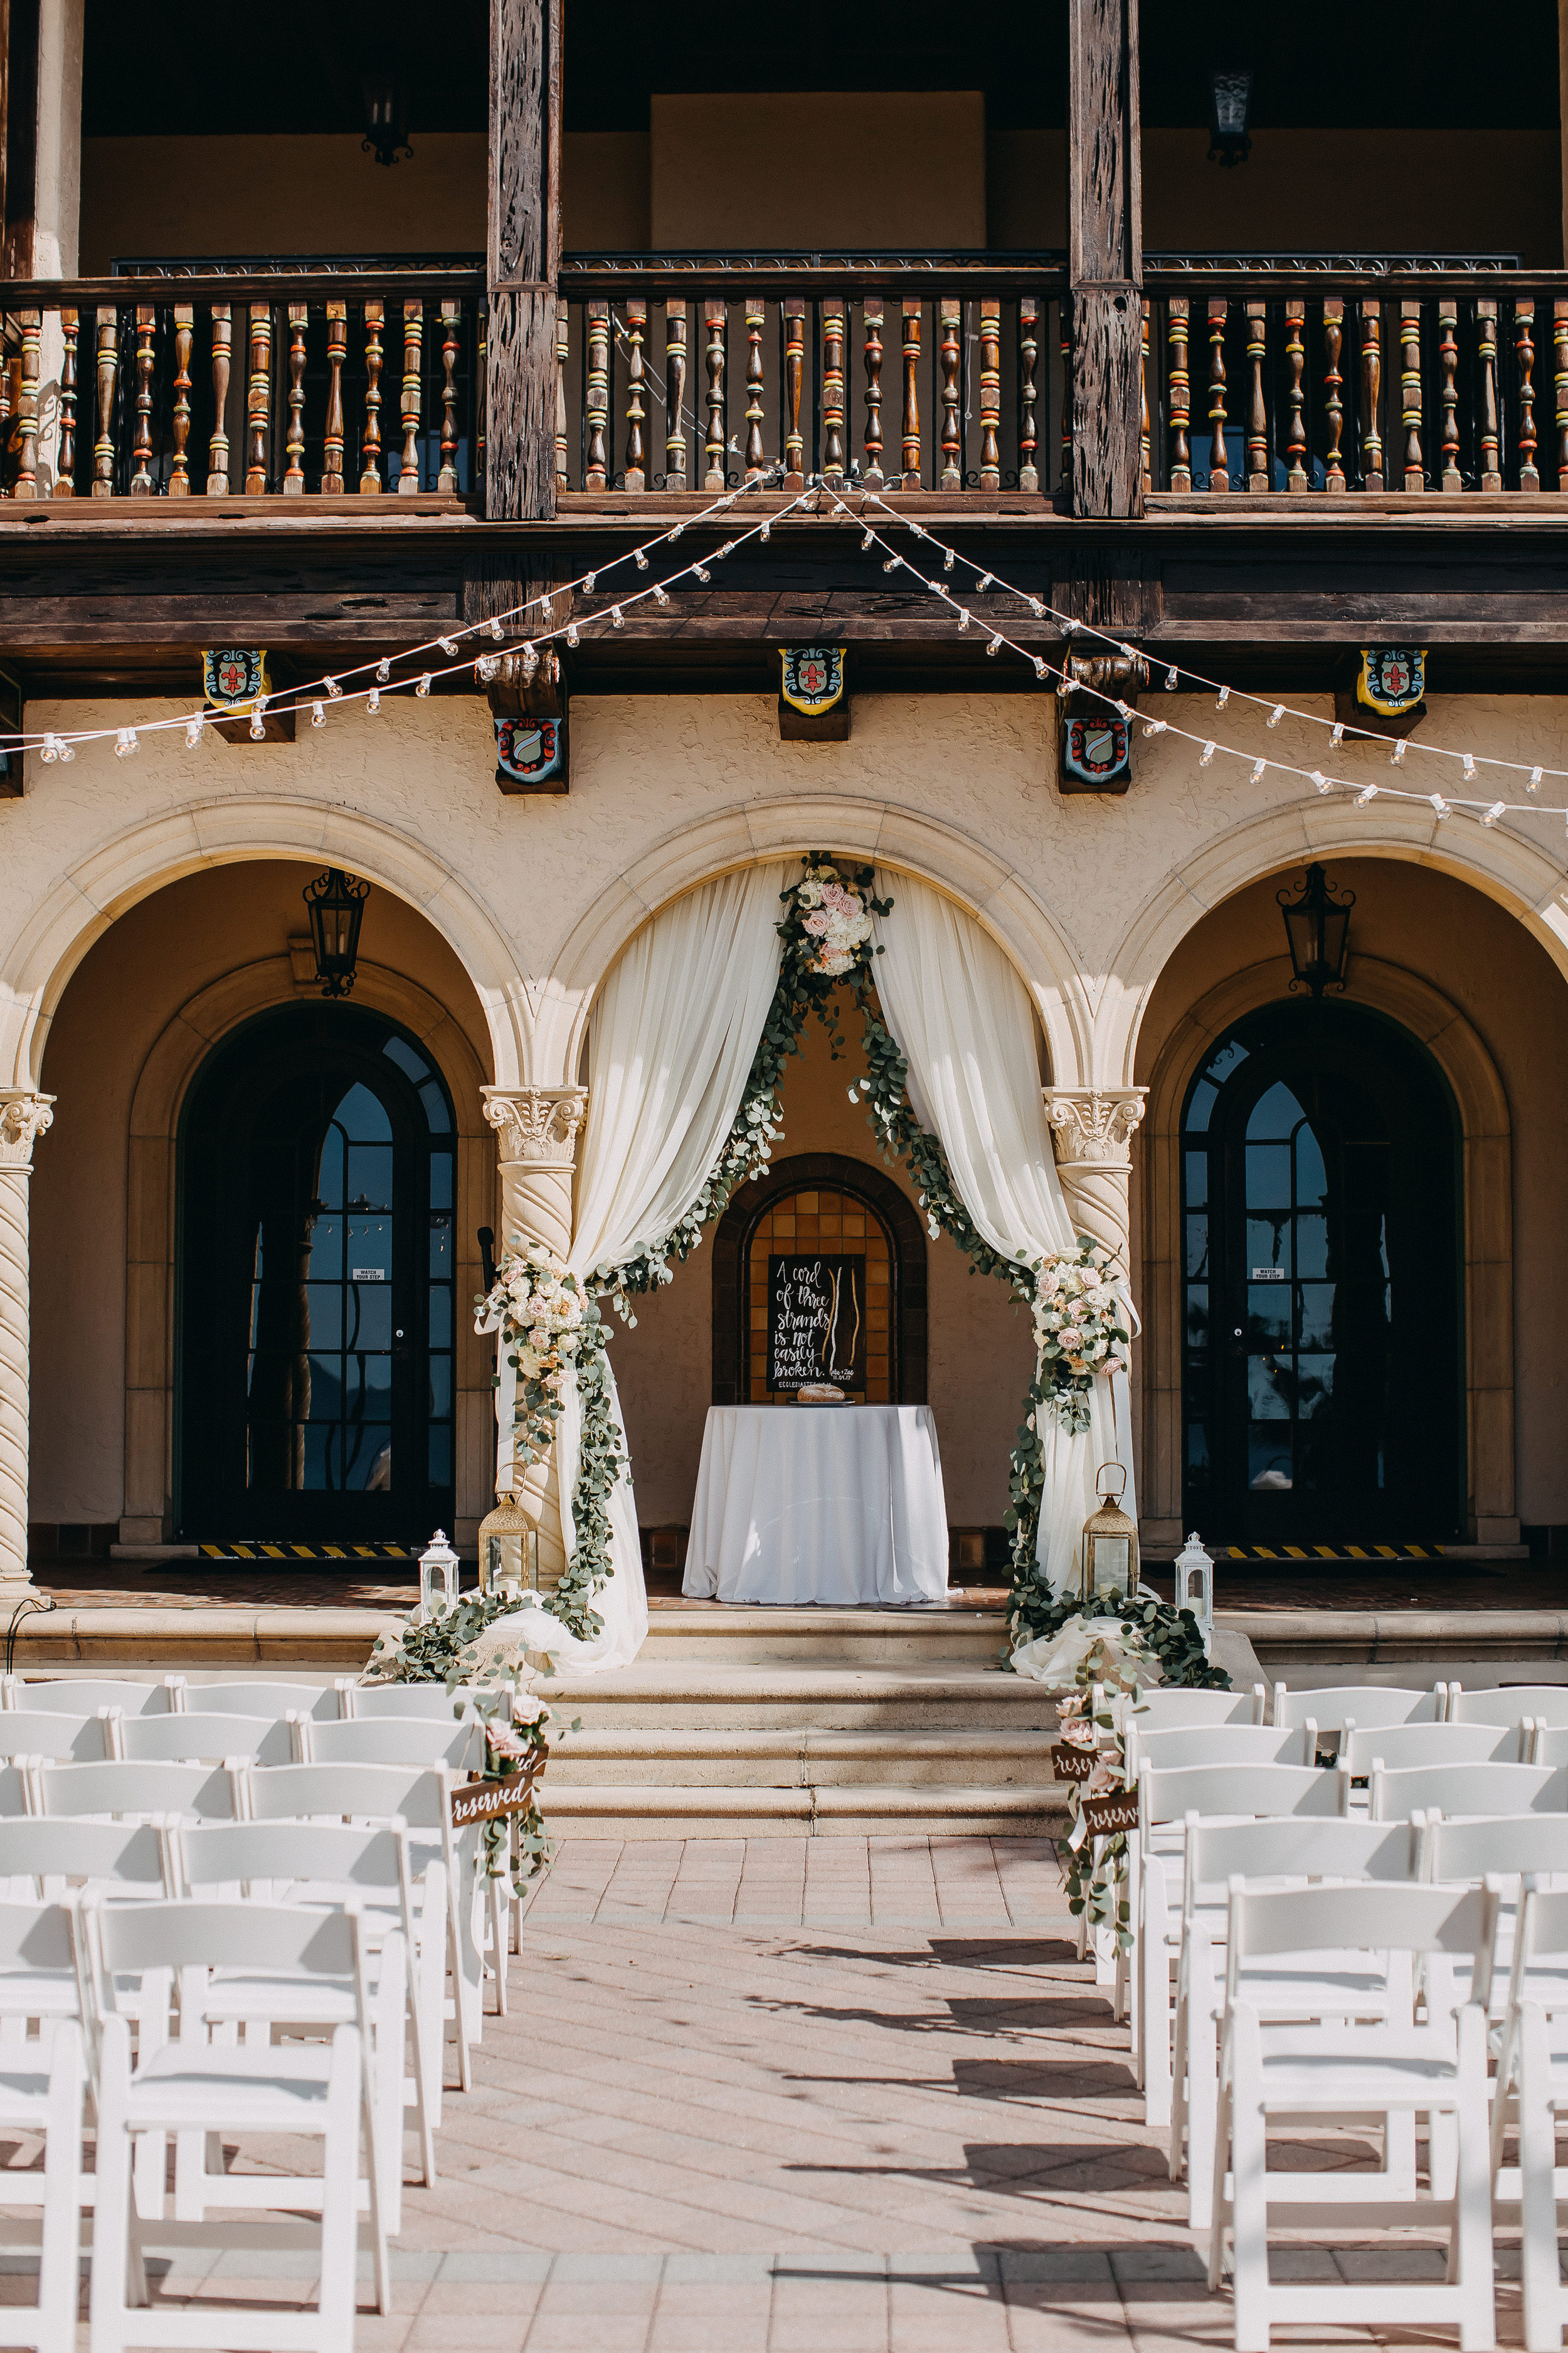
[869, 876, 1130, 1596]
[501, 863, 788, 1676]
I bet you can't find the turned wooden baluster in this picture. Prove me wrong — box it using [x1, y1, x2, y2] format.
[703, 297, 727, 489]
[283, 302, 307, 493]
[1244, 300, 1268, 491]
[822, 297, 846, 479]
[665, 297, 688, 492]
[475, 299, 486, 491]
[1060, 304, 1071, 484]
[742, 292, 763, 481]
[13, 308, 39, 499]
[1438, 300, 1460, 492]
[1359, 300, 1383, 492]
[1476, 299, 1501, 489]
[1206, 298, 1229, 491]
[1167, 297, 1190, 491]
[1323, 300, 1345, 491]
[55, 308, 77, 495]
[92, 309, 118, 497]
[554, 303, 568, 492]
[862, 297, 884, 488]
[625, 296, 648, 491]
[320, 302, 345, 493]
[130, 307, 156, 493]
[585, 299, 609, 489]
[443, 300, 462, 493]
[206, 303, 231, 493]
[901, 298, 922, 488]
[398, 299, 423, 492]
[1018, 294, 1039, 491]
[939, 295, 961, 489]
[1283, 299, 1306, 491]
[1555, 300, 1568, 492]
[1397, 300, 1424, 491]
[359, 300, 384, 492]
[1516, 298, 1540, 491]
[782, 297, 805, 488]
[978, 297, 1001, 491]
[245, 302, 273, 494]
[1139, 298, 1152, 494]
[168, 303, 193, 495]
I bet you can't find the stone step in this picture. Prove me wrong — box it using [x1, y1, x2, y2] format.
[538, 1663, 1061, 1731]
[638, 1605, 1008, 1665]
[540, 1782, 1069, 1839]
[548, 1727, 1060, 1788]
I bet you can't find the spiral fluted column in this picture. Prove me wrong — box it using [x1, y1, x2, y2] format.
[1041, 1088, 1148, 1273]
[0, 1094, 54, 1588]
[480, 1085, 589, 1589]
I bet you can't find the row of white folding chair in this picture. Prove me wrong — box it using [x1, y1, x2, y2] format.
[1486, 1880, 1568, 2352]
[1131, 1718, 1537, 1783]
[1271, 1681, 1568, 1734]
[3, 1672, 493, 1723]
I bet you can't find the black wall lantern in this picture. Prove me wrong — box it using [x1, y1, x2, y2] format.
[1278, 863, 1353, 999]
[361, 73, 412, 167]
[1208, 65, 1254, 166]
[303, 869, 370, 997]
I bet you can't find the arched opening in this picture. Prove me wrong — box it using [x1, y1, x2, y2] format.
[1179, 999, 1464, 1545]
[176, 1004, 458, 1543]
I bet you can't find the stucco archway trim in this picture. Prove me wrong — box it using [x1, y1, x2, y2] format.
[1135, 951, 1515, 1546]
[119, 955, 495, 1547]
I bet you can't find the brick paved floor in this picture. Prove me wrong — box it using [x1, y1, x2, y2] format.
[61, 1836, 1528, 2350]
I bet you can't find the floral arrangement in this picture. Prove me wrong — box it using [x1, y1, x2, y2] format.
[1031, 1239, 1131, 1437]
[793, 863, 876, 979]
[478, 1243, 587, 1469]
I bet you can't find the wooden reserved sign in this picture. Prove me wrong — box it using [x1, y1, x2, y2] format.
[450, 1765, 542, 1829]
[1079, 1788, 1140, 1837]
[1050, 1741, 1098, 1783]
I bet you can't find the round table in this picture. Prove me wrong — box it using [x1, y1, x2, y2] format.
[682, 1404, 950, 1605]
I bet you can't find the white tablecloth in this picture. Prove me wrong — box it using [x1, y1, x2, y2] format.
[683, 1405, 951, 1605]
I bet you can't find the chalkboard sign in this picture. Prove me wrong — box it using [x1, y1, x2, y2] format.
[767, 1255, 867, 1394]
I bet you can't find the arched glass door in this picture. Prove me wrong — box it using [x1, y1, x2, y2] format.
[176, 1006, 456, 1543]
[1180, 1002, 1464, 1544]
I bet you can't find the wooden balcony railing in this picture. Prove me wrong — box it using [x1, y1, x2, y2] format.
[554, 258, 1068, 497]
[0, 270, 484, 499]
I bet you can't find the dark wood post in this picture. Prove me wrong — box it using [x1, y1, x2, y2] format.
[1066, 0, 1143, 516]
[484, 0, 563, 526]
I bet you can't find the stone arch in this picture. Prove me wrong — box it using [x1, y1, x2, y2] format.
[1137, 950, 1515, 1545]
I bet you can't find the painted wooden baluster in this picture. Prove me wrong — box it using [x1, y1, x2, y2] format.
[1438, 299, 1461, 492]
[1397, 300, 1424, 491]
[1516, 298, 1539, 491]
[703, 297, 727, 489]
[206, 304, 231, 494]
[1283, 299, 1306, 491]
[862, 297, 884, 488]
[55, 307, 77, 495]
[1200, 299, 1224, 491]
[1359, 300, 1382, 492]
[1167, 297, 1190, 491]
[359, 300, 384, 492]
[665, 297, 688, 492]
[167, 303, 193, 495]
[782, 297, 805, 489]
[1476, 299, 1501, 490]
[1138, 298, 1152, 494]
[129, 307, 156, 493]
[1242, 300, 1267, 491]
[1555, 300, 1568, 492]
[1060, 304, 1071, 485]
[12, 308, 40, 499]
[245, 302, 273, 494]
[939, 295, 961, 489]
[1017, 294, 1039, 491]
[625, 296, 648, 491]
[0, 335, 11, 495]
[978, 297, 1001, 491]
[398, 299, 423, 492]
[822, 297, 846, 480]
[92, 309, 118, 497]
[475, 298, 486, 492]
[283, 302, 307, 494]
[743, 292, 764, 481]
[1322, 300, 1345, 491]
[901, 298, 922, 488]
[584, 299, 609, 490]
[553, 303, 568, 492]
[320, 302, 345, 493]
[439, 301, 462, 494]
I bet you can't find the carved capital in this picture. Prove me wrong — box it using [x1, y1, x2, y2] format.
[481, 1085, 589, 1169]
[1041, 1087, 1147, 1167]
[0, 1093, 54, 1171]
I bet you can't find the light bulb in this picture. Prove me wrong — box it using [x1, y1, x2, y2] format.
[653, 585, 669, 607]
[1032, 659, 1047, 679]
[958, 610, 971, 631]
[583, 573, 596, 593]
[376, 658, 391, 683]
[487, 619, 505, 641]
[1431, 792, 1450, 818]
[566, 625, 580, 648]
[1250, 758, 1266, 783]
[438, 637, 458, 656]
[326, 676, 342, 699]
[1142, 717, 1167, 738]
[311, 701, 326, 728]
[1028, 598, 1044, 617]
[1462, 754, 1476, 781]
[1266, 704, 1284, 729]
[40, 735, 58, 763]
[367, 688, 381, 714]
[416, 673, 432, 697]
[1311, 771, 1330, 794]
[1216, 684, 1230, 709]
[943, 548, 955, 571]
[1530, 766, 1544, 790]
[635, 548, 649, 570]
[861, 529, 874, 550]
[249, 706, 265, 741]
[1330, 722, 1344, 747]
[610, 605, 624, 628]
[882, 556, 901, 573]
[1391, 738, 1407, 765]
[759, 523, 770, 541]
[986, 635, 1002, 657]
[475, 654, 499, 681]
[1199, 741, 1216, 768]
[184, 718, 203, 749]
[1355, 783, 1377, 805]
[977, 573, 994, 592]
[668, 526, 684, 541]
[1164, 666, 1178, 691]
[115, 728, 138, 758]
[693, 563, 711, 583]
[538, 596, 553, 619]
[1483, 800, 1506, 826]
[56, 738, 74, 762]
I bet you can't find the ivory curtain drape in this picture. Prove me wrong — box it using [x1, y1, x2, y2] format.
[869, 876, 1130, 1595]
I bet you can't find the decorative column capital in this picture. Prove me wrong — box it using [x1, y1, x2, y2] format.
[1041, 1086, 1147, 1166]
[480, 1085, 588, 1169]
[0, 1093, 54, 1172]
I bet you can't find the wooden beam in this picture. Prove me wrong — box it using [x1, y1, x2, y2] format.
[1067, 0, 1142, 519]
[483, 0, 563, 537]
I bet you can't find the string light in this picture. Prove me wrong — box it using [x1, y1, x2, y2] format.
[1532, 767, 1544, 790]
[693, 563, 711, 583]
[977, 573, 995, 592]
[310, 701, 326, 728]
[610, 606, 625, 628]
[487, 619, 506, 642]
[652, 585, 670, 607]
[1355, 783, 1378, 805]
[1199, 741, 1216, 768]
[325, 677, 342, 699]
[1250, 758, 1266, 783]
[366, 688, 381, 714]
[1310, 771, 1331, 794]
[438, 638, 458, 657]
[882, 556, 902, 573]
[1391, 739, 1407, 765]
[1431, 793, 1450, 818]
[958, 610, 972, 631]
[248, 703, 266, 741]
[55, 736, 74, 763]
[114, 728, 137, 758]
[1483, 801, 1507, 826]
[1216, 684, 1230, 710]
[1266, 705, 1285, 730]
[1462, 754, 1476, 782]
[943, 548, 955, 571]
[1032, 658, 1048, 679]
[634, 549, 649, 570]
[184, 719, 203, 749]
[415, 674, 432, 697]
[861, 529, 875, 550]
[1143, 717, 1167, 738]
[583, 574, 596, 593]
[1330, 722, 1345, 748]
[1164, 666, 1179, 691]
[986, 635, 1003, 657]
[566, 625, 580, 648]
[376, 659, 391, 684]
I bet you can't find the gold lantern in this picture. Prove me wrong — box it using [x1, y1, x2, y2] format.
[1081, 1463, 1139, 1603]
[477, 1494, 539, 1601]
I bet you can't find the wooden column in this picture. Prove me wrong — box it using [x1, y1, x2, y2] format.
[1066, 0, 1143, 516]
[482, 0, 563, 533]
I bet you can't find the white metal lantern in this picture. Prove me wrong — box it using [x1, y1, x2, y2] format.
[1080, 1463, 1139, 1603]
[418, 1527, 460, 1614]
[1174, 1529, 1215, 1642]
[477, 1494, 539, 1601]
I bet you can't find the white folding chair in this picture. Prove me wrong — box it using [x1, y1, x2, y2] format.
[1371, 1761, 1568, 1822]
[1451, 1684, 1568, 1733]
[174, 1681, 341, 1722]
[1172, 1814, 1420, 2229]
[1424, 1815, 1568, 1889]
[1, 1676, 179, 1716]
[1525, 1728, 1568, 1770]
[336, 1680, 489, 1721]
[31, 1760, 243, 1824]
[1125, 1686, 1269, 1731]
[1342, 1721, 1525, 1775]
[295, 1716, 482, 1770]
[1488, 1880, 1568, 2350]
[1209, 1879, 1499, 2352]
[171, 1815, 445, 2184]
[1128, 1724, 1311, 1779]
[1271, 1683, 1447, 1733]
[0, 1709, 109, 1762]
[105, 1711, 299, 1768]
[85, 1899, 373, 2352]
[0, 1815, 165, 1904]
[0, 1900, 88, 2353]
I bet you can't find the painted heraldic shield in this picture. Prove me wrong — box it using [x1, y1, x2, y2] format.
[780, 647, 845, 715]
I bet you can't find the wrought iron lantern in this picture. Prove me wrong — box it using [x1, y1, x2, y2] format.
[1278, 862, 1354, 999]
[361, 73, 412, 167]
[1174, 1529, 1215, 1644]
[418, 1528, 460, 1615]
[1081, 1463, 1140, 1603]
[1208, 64, 1253, 166]
[302, 868, 369, 998]
[477, 1494, 539, 1601]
